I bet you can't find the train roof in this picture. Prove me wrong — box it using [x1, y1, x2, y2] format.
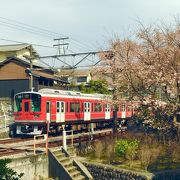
[15, 88, 111, 100]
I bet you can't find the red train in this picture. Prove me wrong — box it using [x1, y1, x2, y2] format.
[9, 88, 136, 136]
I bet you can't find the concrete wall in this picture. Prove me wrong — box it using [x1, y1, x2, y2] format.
[8, 153, 48, 180]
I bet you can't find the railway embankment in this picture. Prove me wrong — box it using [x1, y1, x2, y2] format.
[1, 151, 180, 180]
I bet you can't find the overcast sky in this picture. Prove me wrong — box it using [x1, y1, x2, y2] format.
[0, 0, 180, 67]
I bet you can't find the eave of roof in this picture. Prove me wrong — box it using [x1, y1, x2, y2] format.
[57, 69, 91, 77]
[33, 70, 69, 84]
[0, 43, 30, 52]
[0, 43, 39, 58]
[0, 56, 46, 69]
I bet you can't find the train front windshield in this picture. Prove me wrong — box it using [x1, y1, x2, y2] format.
[14, 93, 41, 112]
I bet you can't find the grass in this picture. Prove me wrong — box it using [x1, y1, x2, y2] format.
[0, 131, 9, 138]
[79, 132, 180, 173]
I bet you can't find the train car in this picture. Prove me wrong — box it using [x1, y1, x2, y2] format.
[9, 88, 134, 136]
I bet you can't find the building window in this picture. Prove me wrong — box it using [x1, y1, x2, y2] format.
[70, 102, 80, 112]
[77, 76, 87, 83]
[94, 103, 102, 112]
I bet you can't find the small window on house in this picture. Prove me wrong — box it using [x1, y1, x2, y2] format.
[77, 76, 87, 82]
[94, 103, 102, 112]
[70, 102, 80, 112]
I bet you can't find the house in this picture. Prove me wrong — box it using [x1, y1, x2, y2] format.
[56, 69, 92, 85]
[0, 43, 38, 62]
[0, 57, 68, 98]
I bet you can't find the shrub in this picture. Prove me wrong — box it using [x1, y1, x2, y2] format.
[115, 139, 139, 160]
[0, 159, 24, 180]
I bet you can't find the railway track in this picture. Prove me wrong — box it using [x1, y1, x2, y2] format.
[0, 128, 113, 157]
[0, 137, 32, 144]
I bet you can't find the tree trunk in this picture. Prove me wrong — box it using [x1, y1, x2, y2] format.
[113, 109, 118, 134]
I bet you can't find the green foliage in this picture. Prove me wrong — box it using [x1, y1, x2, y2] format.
[0, 159, 24, 180]
[68, 80, 109, 94]
[80, 80, 109, 94]
[115, 139, 139, 160]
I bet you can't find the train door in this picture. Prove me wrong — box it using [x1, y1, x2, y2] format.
[105, 104, 110, 119]
[46, 101, 51, 122]
[56, 101, 65, 122]
[84, 102, 91, 121]
[121, 103, 126, 118]
[22, 99, 31, 122]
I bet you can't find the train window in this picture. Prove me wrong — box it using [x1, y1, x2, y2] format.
[84, 102, 90, 112]
[31, 94, 41, 112]
[46, 102, 50, 113]
[23, 94, 30, 99]
[127, 105, 132, 111]
[61, 102, 64, 113]
[56, 102, 60, 113]
[94, 103, 102, 112]
[70, 102, 80, 112]
[24, 102, 29, 112]
[105, 104, 110, 112]
[122, 104, 126, 112]
[56, 101, 65, 113]
[14, 95, 22, 112]
[66, 102, 68, 112]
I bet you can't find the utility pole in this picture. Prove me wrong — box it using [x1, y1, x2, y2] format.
[53, 37, 69, 55]
[29, 58, 33, 91]
[24, 46, 35, 91]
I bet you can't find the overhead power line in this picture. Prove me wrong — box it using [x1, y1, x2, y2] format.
[0, 38, 55, 49]
[0, 21, 54, 38]
[0, 16, 64, 37]
[0, 16, 95, 52]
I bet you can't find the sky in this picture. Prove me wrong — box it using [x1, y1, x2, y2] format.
[0, 0, 180, 68]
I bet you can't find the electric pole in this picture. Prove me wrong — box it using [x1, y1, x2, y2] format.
[24, 46, 35, 91]
[53, 37, 69, 55]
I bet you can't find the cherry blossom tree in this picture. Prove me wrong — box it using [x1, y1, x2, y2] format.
[98, 21, 180, 137]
